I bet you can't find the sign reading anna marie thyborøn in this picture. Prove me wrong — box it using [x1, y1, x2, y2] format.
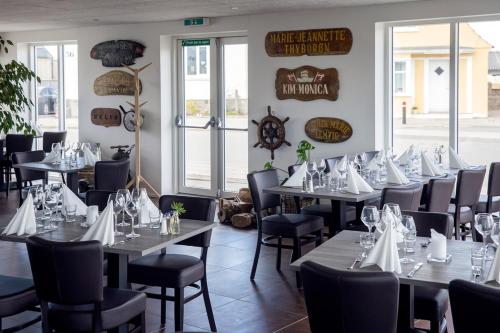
[265, 28, 352, 57]
[275, 66, 339, 101]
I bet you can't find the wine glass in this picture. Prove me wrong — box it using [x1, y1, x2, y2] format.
[125, 193, 140, 238]
[400, 215, 416, 264]
[130, 188, 143, 228]
[317, 160, 327, 188]
[43, 186, 58, 230]
[139, 188, 149, 227]
[116, 189, 130, 226]
[360, 206, 380, 236]
[476, 213, 494, 260]
[108, 193, 124, 236]
[305, 161, 317, 192]
[50, 183, 64, 222]
[438, 145, 447, 166]
[29, 185, 44, 227]
[336, 159, 347, 190]
[383, 203, 402, 221]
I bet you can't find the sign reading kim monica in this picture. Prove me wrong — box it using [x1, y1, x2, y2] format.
[275, 66, 339, 101]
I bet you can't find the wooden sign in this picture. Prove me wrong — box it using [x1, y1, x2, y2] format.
[93, 70, 142, 96]
[91, 108, 122, 127]
[276, 66, 339, 101]
[265, 28, 352, 57]
[90, 40, 145, 67]
[305, 117, 352, 143]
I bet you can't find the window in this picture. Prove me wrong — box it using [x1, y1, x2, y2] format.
[394, 61, 407, 94]
[185, 46, 209, 76]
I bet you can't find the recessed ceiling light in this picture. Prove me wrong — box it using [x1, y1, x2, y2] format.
[231, 6, 239, 10]
[93, 18, 100, 22]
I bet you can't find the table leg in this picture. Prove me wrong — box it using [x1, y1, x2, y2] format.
[66, 172, 79, 194]
[107, 253, 129, 333]
[397, 284, 415, 333]
[330, 200, 346, 237]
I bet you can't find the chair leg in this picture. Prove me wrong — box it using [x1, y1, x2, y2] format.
[250, 229, 262, 280]
[454, 211, 460, 240]
[174, 288, 185, 332]
[292, 237, 302, 289]
[315, 229, 323, 246]
[201, 276, 217, 332]
[276, 236, 282, 271]
[160, 286, 166, 325]
[6, 167, 9, 198]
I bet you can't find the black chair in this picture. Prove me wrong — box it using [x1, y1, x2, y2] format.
[247, 169, 324, 288]
[0, 134, 34, 197]
[12, 150, 47, 206]
[42, 131, 66, 153]
[380, 183, 423, 211]
[449, 279, 500, 333]
[477, 162, 500, 214]
[301, 261, 399, 333]
[26, 236, 146, 333]
[448, 168, 486, 240]
[128, 195, 217, 332]
[0, 275, 40, 332]
[402, 211, 452, 333]
[86, 190, 115, 211]
[95, 159, 130, 191]
[420, 178, 455, 213]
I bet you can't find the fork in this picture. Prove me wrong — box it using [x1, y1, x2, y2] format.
[348, 256, 362, 270]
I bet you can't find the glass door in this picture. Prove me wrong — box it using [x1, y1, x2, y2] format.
[177, 36, 248, 197]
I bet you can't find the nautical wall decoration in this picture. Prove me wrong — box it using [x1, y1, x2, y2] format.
[94, 70, 142, 96]
[305, 117, 353, 143]
[276, 66, 339, 101]
[91, 108, 122, 127]
[265, 28, 352, 57]
[252, 106, 291, 160]
[119, 105, 144, 132]
[90, 40, 146, 67]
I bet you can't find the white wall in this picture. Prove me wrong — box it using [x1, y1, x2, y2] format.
[2, 0, 500, 194]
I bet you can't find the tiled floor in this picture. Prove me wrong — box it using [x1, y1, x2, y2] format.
[0, 193, 453, 332]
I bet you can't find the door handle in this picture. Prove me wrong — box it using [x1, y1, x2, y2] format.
[175, 115, 216, 129]
[216, 117, 248, 132]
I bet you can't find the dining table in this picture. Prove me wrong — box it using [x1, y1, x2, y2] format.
[290, 230, 498, 333]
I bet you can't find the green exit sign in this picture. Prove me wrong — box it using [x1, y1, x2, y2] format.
[182, 39, 210, 47]
[184, 17, 210, 26]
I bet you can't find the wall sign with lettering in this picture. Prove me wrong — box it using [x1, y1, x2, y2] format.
[276, 66, 339, 101]
[265, 28, 352, 57]
[305, 117, 353, 144]
[91, 108, 122, 127]
[93, 70, 142, 96]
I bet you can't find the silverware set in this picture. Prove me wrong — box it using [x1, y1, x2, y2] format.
[105, 237, 135, 247]
[407, 262, 424, 278]
[348, 256, 362, 270]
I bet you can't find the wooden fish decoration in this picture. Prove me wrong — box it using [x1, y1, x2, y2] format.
[90, 40, 145, 67]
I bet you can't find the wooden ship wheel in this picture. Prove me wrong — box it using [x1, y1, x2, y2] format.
[252, 106, 291, 160]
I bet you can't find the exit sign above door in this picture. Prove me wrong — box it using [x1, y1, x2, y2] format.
[184, 17, 210, 26]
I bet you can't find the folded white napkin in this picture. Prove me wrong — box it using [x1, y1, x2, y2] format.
[83, 146, 98, 166]
[337, 155, 348, 171]
[366, 150, 385, 171]
[80, 202, 114, 246]
[330, 167, 341, 178]
[449, 148, 469, 169]
[396, 145, 414, 166]
[345, 165, 374, 194]
[2, 194, 37, 236]
[139, 191, 158, 225]
[283, 162, 306, 187]
[430, 228, 447, 260]
[62, 183, 88, 216]
[86, 205, 99, 226]
[421, 152, 442, 176]
[361, 211, 402, 274]
[386, 159, 410, 184]
[42, 143, 61, 163]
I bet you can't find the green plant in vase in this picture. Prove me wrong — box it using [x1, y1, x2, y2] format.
[169, 202, 186, 235]
[296, 140, 315, 164]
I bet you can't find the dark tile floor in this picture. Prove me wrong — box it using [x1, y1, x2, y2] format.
[0, 192, 454, 332]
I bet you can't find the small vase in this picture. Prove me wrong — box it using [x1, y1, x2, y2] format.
[169, 212, 180, 235]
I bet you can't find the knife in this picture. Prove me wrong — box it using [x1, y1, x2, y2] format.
[407, 262, 423, 278]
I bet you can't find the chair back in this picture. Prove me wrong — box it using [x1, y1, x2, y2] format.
[26, 237, 103, 305]
[402, 210, 452, 239]
[455, 168, 486, 207]
[94, 159, 130, 191]
[288, 164, 301, 176]
[42, 131, 66, 153]
[425, 178, 455, 213]
[86, 190, 116, 211]
[325, 156, 342, 173]
[159, 194, 216, 248]
[12, 150, 46, 183]
[301, 261, 399, 333]
[247, 169, 281, 212]
[487, 162, 500, 197]
[5, 134, 33, 157]
[380, 183, 423, 211]
[449, 279, 500, 333]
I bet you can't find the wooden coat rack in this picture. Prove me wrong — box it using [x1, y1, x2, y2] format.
[123, 62, 160, 197]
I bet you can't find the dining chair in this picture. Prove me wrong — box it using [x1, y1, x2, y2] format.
[128, 195, 217, 332]
[86, 190, 116, 211]
[80, 159, 130, 200]
[301, 261, 399, 333]
[402, 210, 452, 333]
[448, 168, 486, 240]
[449, 279, 500, 333]
[0, 275, 40, 332]
[12, 150, 47, 206]
[0, 134, 34, 198]
[476, 162, 500, 214]
[247, 169, 324, 288]
[380, 183, 423, 211]
[42, 131, 66, 153]
[420, 178, 455, 213]
[26, 236, 146, 333]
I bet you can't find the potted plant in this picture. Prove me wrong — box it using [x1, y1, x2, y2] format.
[296, 140, 315, 164]
[0, 35, 39, 135]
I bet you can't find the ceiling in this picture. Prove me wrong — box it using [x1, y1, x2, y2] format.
[0, 0, 423, 32]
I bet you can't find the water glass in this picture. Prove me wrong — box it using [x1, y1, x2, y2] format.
[116, 189, 131, 226]
[360, 233, 375, 259]
[149, 209, 161, 229]
[125, 196, 140, 238]
[330, 176, 340, 192]
[108, 193, 124, 236]
[471, 245, 486, 282]
[360, 206, 380, 235]
[65, 204, 77, 223]
[401, 215, 416, 264]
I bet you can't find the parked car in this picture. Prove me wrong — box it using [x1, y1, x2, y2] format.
[38, 87, 57, 115]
